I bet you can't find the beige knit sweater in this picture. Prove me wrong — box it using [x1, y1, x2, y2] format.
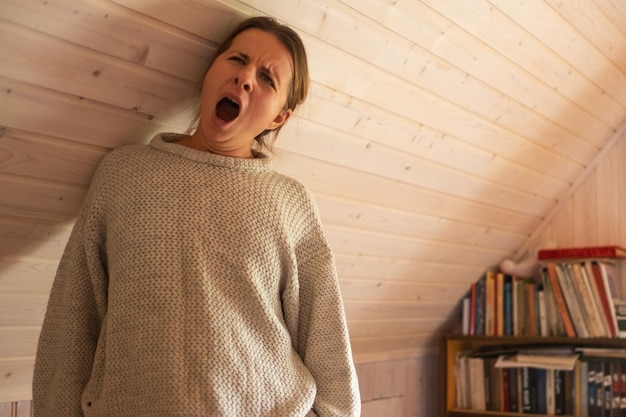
[33, 133, 360, 417]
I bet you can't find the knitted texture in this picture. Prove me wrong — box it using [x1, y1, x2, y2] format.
[33, 133, 360, 417]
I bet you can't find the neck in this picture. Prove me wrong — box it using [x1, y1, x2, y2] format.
[181, 132, 254, 159]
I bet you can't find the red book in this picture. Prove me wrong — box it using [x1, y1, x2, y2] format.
[538, 245, 626, 261]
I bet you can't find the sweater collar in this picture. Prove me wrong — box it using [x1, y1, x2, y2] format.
[150, 133, 273, 173]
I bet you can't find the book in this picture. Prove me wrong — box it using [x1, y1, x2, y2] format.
[587, 360, 597, 417]
[485, 271, 496, 337]
[619, 362, 626, 417]
[474, 276, 486, 336]
[509, 367, 519, 412]
[455, 351, 471, 409]
[591, 261, 618, 337]
[555, 263, 589, 337]
[605, 362, 613, 417]
[555, 369, 565, 415]
[546, 264, 577, 337]
[538, 285, 548, 336]
[579, 361, 588, 417]
[538, 245, 626, 261]
[524, 281, 538, 337]
[568, 262, 606, 337]
[521, 367, 532, 413]
[468, 356, 486, 410]
[515, 277, 528, 336]
[584, 260, 612, 337]
[546, 369, 555, 415]
[496, 273, 504, 336]
[462, 296, 471, 335]
[536, 368, 548, 414]
[469, 282, 476, 335]
[613, 361, 621, 414]
[504, 275, 513, 336]
[542, 269, 566, 337]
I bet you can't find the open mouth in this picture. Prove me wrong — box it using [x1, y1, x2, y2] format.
[216, 97, 240, 122]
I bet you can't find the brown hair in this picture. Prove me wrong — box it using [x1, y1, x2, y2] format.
[189, 16, 310, 153]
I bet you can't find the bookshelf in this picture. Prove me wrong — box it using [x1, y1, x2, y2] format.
[445, 247, 626, 417]
[444, 335, 626, 417]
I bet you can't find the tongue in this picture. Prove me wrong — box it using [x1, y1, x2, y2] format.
[216, 98, 239, 122]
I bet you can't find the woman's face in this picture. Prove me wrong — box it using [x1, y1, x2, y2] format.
[195, 28, 294, 157]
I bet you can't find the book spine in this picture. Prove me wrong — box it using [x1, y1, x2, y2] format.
[538, 245, 626, 260]
[568, 263, 603, 337]
[555, 263, 589, 337]
[536, 368, 547, 414]
[546, 264, 577, 337]
[555, 369, 565, 415]
[496, 273, 504, 336]
[504, 275, 513, 336]
[509, 367, 519, 412]
[474, 277, 486, 336]
[522, 367, 532, 413]
[485, 271, 496, 337]
[605, 362, 614, 417]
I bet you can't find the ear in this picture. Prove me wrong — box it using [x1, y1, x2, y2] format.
[267, 108, 292, 131]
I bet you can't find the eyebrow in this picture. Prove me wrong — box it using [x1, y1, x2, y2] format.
[232, 50, 281, 86]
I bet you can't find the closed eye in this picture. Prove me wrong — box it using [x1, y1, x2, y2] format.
[260, 71, 275, 87]
[228, 55, 246, 64]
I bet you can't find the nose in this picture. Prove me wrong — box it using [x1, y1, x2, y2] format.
[234, 68, 253, 93]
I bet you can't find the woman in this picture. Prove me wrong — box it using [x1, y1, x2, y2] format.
[33, 16, 361, 417]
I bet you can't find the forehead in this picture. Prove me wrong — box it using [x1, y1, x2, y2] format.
[229, 29, 293, 71]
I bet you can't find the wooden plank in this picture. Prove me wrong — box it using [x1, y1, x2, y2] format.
[0, 0, 214, 81]
[248, 0, 614, 142]
[546, 0, 626, 72]
[315, 193, 527, 251]
[393, 0, 625, 127]
[110, 0, 247, 42]
[301, 30, 598, 165]
[0, 76, 180, 150]
[339, 279, 469, 303]
[348, 318, 440, 339]
[0, 259, 56, 295]
[308, 83, 581, 184]
[0, 219, 71, 261]
[0, 173, 85, 222]
[0, 360, 33, 403]
[0, 127, 107, 186]
[361, 396, 404, 417]
[325, 226, 508, 267]
[281, 119, 555, 217]
[15, 401, 31, 417]
[0, 19, 197, 122]
[344, 300, 456, 321]
[490, 0, 626, 107]
[274, 151, 542, 235]
[0, 328, 39, 358]
[0, 296, 47, 327]
[351, 333, 440, 358]
[593, 0, 626, 39]
[335, 253, 484, 284]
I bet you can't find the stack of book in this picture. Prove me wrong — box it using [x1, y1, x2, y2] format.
[461, 245, 626, 338]
[454, 345, 626, 416]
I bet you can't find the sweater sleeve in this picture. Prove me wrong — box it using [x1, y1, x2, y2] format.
[33, 161, 110, 417]
[291, 192, 361, 417]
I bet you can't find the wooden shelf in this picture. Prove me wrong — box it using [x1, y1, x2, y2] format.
[444, 334, 626, 417]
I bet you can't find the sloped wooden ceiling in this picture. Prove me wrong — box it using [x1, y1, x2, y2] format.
[1, 0, 626, 401]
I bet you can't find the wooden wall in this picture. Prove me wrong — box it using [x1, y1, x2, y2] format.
[2, 0, 626, 415]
